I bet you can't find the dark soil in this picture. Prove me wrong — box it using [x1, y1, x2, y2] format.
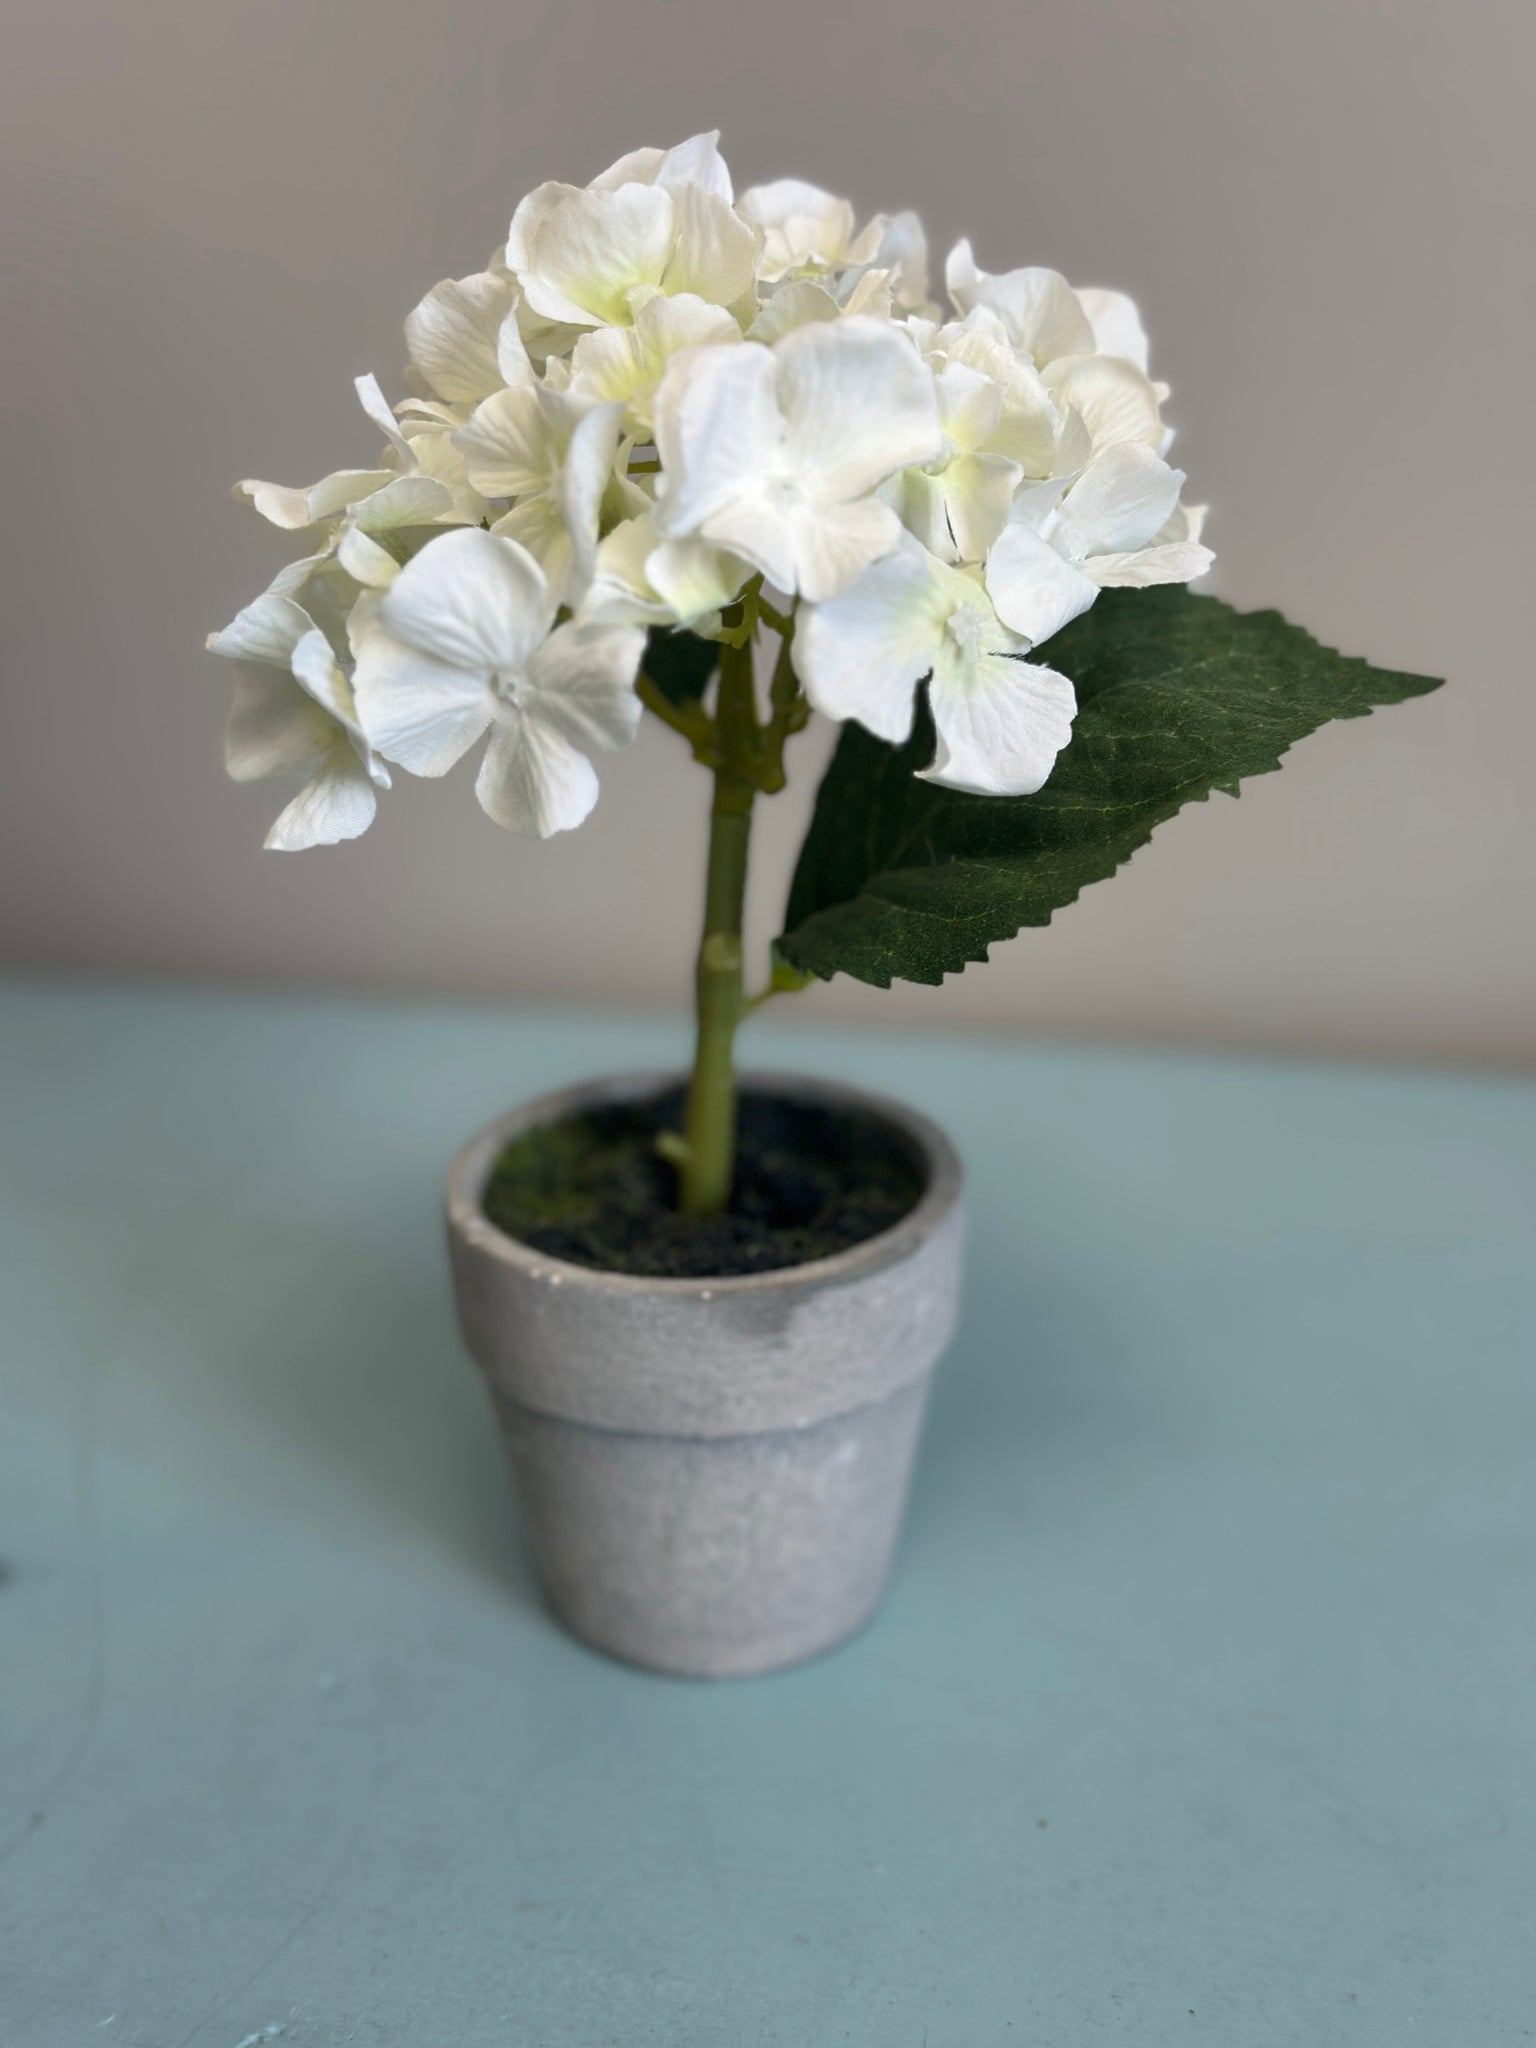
[482, 1084, 926, 1278]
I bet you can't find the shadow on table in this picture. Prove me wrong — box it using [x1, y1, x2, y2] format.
[905, 1234, 1167, 1552]
[109, 1198, 538, 1607]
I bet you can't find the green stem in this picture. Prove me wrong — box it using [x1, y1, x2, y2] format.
[678, 638, 757, 1217]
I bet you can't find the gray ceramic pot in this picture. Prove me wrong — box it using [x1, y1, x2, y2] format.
[444, 1071, 964, 1678]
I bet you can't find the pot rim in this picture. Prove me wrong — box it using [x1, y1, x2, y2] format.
[444, 1068, 963, 1297]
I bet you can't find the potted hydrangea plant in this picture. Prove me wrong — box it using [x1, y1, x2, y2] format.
[208, 132, 1437, 1677]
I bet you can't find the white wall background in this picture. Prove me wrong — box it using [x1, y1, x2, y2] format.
[3, 0, 1531, 1063]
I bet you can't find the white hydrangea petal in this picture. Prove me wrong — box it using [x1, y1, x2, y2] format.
[234, 478, 318, 529]
[352, 474, 455, 531]
[352, 629, 492, 775]
[940, 317, 1061, 475]
[935, 360, 1004, 456]
[747, 280, 841, 344]
[793, 497, 911, 604]
[986, 519, 1100, 646]
[525, 620, 646, 754]
[924, 646, 1077, 796]
[664, 185, 759, 305]
[652, 341, 782, 536]
[774, 317, 942, 502]
[641, 290, 744, 358]
[491, 494, 571, 588]
[1054, 405, 1095, 476]
[739, 178, 856, 280]
[1042, 354, 1164, 450]
[262, 550, 334, 607]
[946, 244, 1094, 367]
[873, 211, 930, 312]
[1059, 443, 1184, 556]
[353, 373, 415, 466]
[506, 181, 578, 284]
[379, 526, 553, 674]
[1155, 501, 1208, 547]
[1006, 474, 1075, 536]
[224, 666, 332, 781]
[693, 491, 799, 593]
[496, 306, 534, 387]
[653, 131, 734, 202]
[289, 627, 354, 727]
[265, 740, 379, 850]
[881, 465, 955, 560]
[558, 401, 626, 603]
[1076, 287, 1150, 372]
[703, 493, 898, 606]
[400, 428, 494, 525]
[944, 238, 983, 312]
[519, 184, 676, 327]
[405, 272, 519, 403]
[589, 148, 666, 192]
[207, 591, 311, 668]
[839, 269, 894, 319]
[645, 535, 750, 624]
[942, 451, 1025, 564]
[337, 526, 401, 588]
[346, 590, 386, 665]
[1086, 540, 1214, 587]
[475, 713, 600, 837]
[229, 480, 296, 529]
[453, 385, 551, 498]
[570, 294, 740, 424]
[793, 536, 950, 742]
[578, 516, 672, 625]
[567, 324, 645, 406]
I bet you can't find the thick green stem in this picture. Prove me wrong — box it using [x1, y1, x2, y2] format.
[679, 641, 757, 1216]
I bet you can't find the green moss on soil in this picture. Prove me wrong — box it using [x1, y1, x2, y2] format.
[482, 1085, 925, 1278]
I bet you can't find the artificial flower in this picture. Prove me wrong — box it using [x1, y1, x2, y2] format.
[987, 443, 1213, 645]
[795, 536, 1076, 795]
[507, 132, 757, 330]
[651, 317, 943, 601]
[404, 269, 532, 405]
[236, 375, 454, 535]
[566, 292, 742, 430]
[207, 593, 390, 849]
[578, 513, 749, 631]
[352, 527, 644, 836]
[453, 389, 628, 602]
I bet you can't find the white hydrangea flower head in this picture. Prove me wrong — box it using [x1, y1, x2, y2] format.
[211, 130, 1213, 846]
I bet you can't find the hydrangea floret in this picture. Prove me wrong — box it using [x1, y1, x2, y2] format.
[209, 132, 1438, 1218]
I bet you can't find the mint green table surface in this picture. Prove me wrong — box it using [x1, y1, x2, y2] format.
[2, 978, 1533, 2047]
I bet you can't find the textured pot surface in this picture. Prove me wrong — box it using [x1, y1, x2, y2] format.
[445, 1071, 964, 1677]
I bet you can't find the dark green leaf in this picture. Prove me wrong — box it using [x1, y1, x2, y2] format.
[642, 625, 719, 708]
[777, 587, 1441, 988]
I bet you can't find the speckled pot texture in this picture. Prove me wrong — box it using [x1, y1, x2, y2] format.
[445, 1071, 964, 1678]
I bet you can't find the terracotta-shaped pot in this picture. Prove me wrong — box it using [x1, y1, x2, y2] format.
[445, 1071, 964, 1678]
